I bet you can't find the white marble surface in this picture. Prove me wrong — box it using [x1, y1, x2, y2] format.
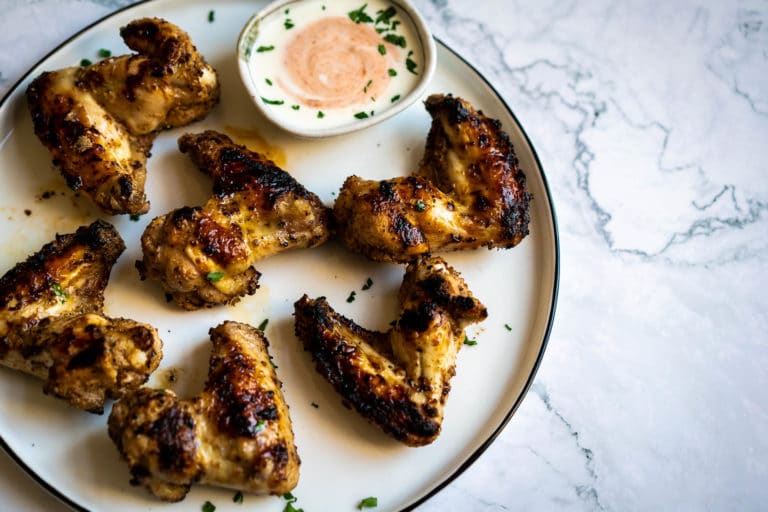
[1, 0, 766, 510]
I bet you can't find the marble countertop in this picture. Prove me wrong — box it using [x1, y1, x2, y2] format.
[1, 0, 766, 510]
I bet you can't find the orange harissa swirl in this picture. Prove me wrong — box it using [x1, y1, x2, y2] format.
[280, 16, 398, 109]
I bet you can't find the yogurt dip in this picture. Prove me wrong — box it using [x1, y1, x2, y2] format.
[238, 0, 435, 137]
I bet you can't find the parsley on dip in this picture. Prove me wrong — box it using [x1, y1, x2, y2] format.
[238, 0, 435, 137]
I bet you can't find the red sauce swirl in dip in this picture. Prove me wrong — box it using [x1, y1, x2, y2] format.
[279, 17, 398, 109]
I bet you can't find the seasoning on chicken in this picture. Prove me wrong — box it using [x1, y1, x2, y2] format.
[26, 17, 220, 215]
[108, 321, 300, 502]
[0, 221, 162, 413]
[136, 130, 330, 310]
[294, 255, 487, 446]
[333, 94, 532, 262]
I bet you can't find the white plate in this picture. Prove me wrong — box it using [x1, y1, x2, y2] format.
[0, 1, 558, 511]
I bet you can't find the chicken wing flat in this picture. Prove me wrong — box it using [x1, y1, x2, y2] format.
[26, 17, 220, 215]
[333, 94, 532, 262]
[108, 321, 300, 502]
[294, 255, 487, 446]
[0, 221, 162, 413]
[137, 130, 330, 310]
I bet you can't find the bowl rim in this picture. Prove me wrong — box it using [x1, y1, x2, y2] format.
[235, 0, 437, 139]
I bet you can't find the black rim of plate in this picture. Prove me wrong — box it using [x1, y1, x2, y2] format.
[0, 2, 560, 511]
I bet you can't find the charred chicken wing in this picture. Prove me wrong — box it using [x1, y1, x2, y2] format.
[26, 17, 220, 215]
[137, 130, 330, 310]
[108, 321, 300, 502]
[0, 221, 162, 413]
[334, 94, 531, 262]
[294, 255, 487, 446]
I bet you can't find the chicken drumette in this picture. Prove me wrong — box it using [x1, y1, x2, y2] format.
[0, 221, 162, 413]
[137, 130, 330, 310]
[294, 255, 487, 446]
[334, 94, 532, 262]
[26, 17, 220, 215]
[109, 321, 300, 502]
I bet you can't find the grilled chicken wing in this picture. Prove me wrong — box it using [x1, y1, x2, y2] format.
[334, 94, 531, 262]
[109, 321, 300, 502]
[294, 255, 487, 446]
[0, 221, 162, 413]
[26, 17, 220, 215]
[137, 130, 330, 310]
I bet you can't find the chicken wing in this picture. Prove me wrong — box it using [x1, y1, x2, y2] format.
[108, 321, 300, 502]
[294, 255, 487, 446]
[333, 94, 532, 262]
[26, 17, 220, 215]
[136, 130, 330, 310]
[0, 221, 162, 413]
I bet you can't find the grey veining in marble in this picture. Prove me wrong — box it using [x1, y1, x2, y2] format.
[1, 0, 767, 510]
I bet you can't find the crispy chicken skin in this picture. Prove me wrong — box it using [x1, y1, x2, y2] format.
[108, 321, 300, 502]
[26, 17, 220, 215]
[333, 94, 531, 262]
[0, 221, 162, 413]
[294, 255, 487, 446]
[136, 130, 330, 310]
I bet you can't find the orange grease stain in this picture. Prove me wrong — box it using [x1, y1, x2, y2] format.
[224, 125, 287, 169]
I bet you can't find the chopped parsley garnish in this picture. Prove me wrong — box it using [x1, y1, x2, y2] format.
[346, 290, 357, 302]
[284, 8, 290, 14]
[129, 214, 141, 221]
[358, 496, 378, 509]
[202, 501, 216, 512]
[233, 491, 244, 504]
[265, 78, 273, 86]
[291, 105, 300, 110]
[383, 33, 406, 48]
[206, 271, 225, 282]
[388, 68, 397, 76]
[80, 58, 92, 67]
[317, 111, 325, 118]
[391, 94, 401, 102]
[261, 97, 285, 105]
[98, 48, 111, 58]
[504, 323, 512, 331]
[354, 111, 369, 119]
[284, 502, 303, 512]
[362, 277, 373, 290]
[257, 319, 269, 331]
[52, 283, 69, 301]
[282, 492, 303, 512]
[363, 79, 373, 93]
[406, 56, 418, 74]
[414, 200, 426, 212]
[322, 5, 326, 10]
[378, 44, 386, 55]
[348, 4, 374, 24]
[284, 18, 295, 30]
[269, 355, 278, 369]
[256, 45, 275, 52]
[254, 420, 266, 432]
[207, 10, 215, 23]
[463, 335, 478, 346]
[375, 6, 397, 25]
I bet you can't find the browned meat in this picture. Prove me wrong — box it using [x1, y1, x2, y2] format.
[136, 130, 330, 310]
[26, 18, 220, 215]
[0, 221, 162, 413]
[108, 321, 300, 502]
[294, 255, 487, 446]
[333, 94, 532, 262]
